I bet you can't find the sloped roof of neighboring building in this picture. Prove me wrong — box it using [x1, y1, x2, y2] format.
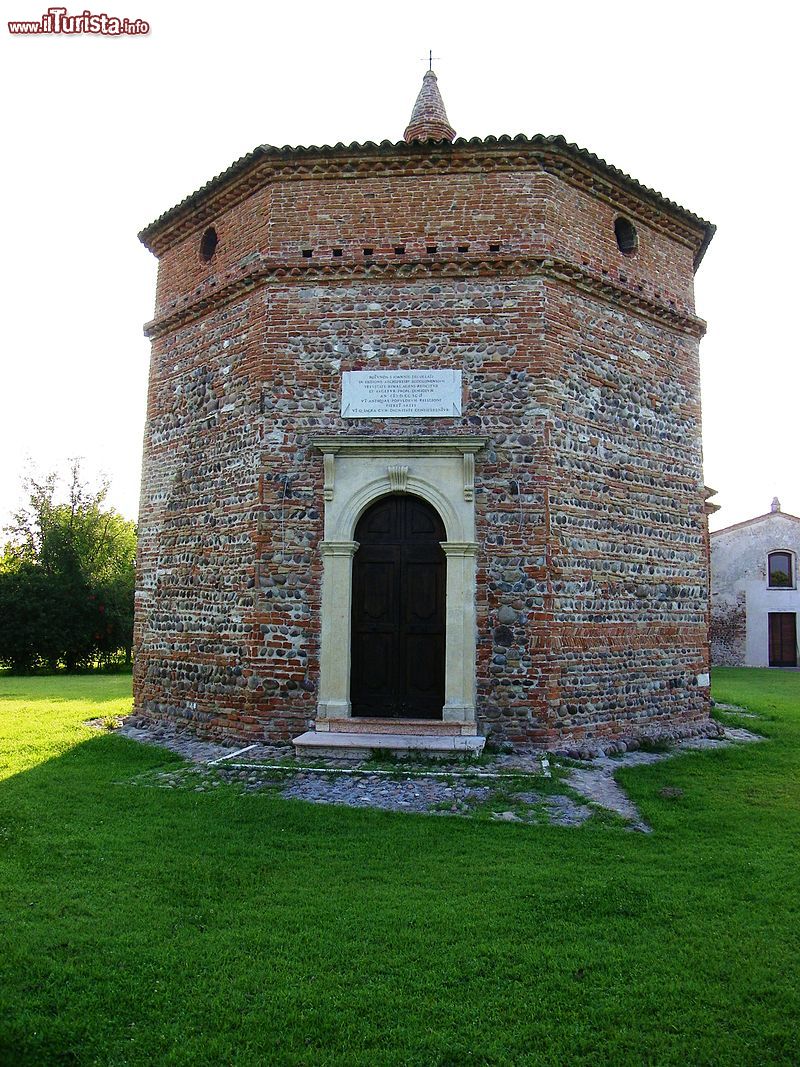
[712, 510, 800, 537]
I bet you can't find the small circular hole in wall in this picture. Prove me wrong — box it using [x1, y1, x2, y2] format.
[200, 227, 218, 262]
[614, 217, 638, 256]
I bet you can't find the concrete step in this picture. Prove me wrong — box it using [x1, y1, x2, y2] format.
[320, 717, 468, 736]
[292, 730, 486, 761]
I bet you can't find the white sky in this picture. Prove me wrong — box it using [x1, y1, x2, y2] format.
[1, 0, 797, 534]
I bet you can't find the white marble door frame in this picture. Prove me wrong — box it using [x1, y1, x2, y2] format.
[311, 436, 486, 732]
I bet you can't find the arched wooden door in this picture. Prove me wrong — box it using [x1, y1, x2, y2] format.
[351, 495, 446, 719]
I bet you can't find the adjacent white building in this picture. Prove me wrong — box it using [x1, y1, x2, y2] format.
[710, 499, 800, 667]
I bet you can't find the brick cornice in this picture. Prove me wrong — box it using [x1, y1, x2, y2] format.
[143, 253, 707, 341]
[139, 140, 713, 265]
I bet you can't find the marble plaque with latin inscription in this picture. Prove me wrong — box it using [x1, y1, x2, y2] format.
[341, 370, 462, 418]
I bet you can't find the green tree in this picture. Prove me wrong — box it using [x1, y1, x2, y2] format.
[0, 461, 137, 671]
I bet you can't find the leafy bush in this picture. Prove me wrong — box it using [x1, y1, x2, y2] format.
[0, 461, 136, 671]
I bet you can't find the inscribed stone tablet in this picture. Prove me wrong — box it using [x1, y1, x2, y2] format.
[341, 370, 462, 418]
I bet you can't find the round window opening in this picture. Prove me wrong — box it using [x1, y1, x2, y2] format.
[614, 217, 638, 256]
[200, 227, 218, 262]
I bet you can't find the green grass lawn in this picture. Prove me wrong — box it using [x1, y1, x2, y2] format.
[0, 670, 798, 1065]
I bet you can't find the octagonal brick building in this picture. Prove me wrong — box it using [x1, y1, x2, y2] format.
[134, 70, 717, 754]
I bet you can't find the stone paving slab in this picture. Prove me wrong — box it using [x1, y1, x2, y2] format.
[114, 719, 765, 832]
[560, 728, 765, 832]
[281, 773, 491, 814]
[510, 791, 594, 827]
[713, 702, 760, 718]
[565, 761, 656, 832]
[117, 722, 292, 765]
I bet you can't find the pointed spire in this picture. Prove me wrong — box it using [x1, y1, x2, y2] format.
[404, 69, 456, 143]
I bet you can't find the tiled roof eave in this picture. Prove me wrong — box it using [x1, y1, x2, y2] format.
[138, 134, 715, 263]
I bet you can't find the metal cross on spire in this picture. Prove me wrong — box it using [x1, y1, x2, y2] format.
[421, 50, 440, 71]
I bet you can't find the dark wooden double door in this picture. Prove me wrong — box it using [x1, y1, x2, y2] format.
[769, 612, 797, 667]
[351, 495, 446, 719]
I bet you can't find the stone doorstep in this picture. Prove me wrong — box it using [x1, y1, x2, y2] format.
[318, 717, 474, 737]
[292, 730, 486, 761]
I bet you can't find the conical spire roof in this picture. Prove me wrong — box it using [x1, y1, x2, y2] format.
[404, 69, 456, 143]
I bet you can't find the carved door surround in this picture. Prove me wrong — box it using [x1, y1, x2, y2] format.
[311, 435, 487, 734]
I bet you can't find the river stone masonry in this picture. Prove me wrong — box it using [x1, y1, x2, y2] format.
[134, 70, 716, 749]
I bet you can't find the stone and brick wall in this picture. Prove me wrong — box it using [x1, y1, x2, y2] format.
[709, 591, 747, 666]
[135, 138, 714, 746]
